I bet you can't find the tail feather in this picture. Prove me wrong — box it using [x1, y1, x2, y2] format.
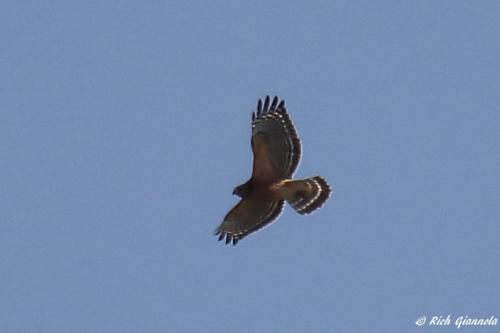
[284, 176, 332, 214]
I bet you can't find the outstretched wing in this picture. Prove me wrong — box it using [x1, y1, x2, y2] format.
[214, 199, 285, 245]
[251, 96, 301, 180]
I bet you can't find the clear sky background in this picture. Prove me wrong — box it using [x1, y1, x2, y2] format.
[1, 1, 499, 332]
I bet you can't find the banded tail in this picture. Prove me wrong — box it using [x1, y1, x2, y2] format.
[283, 176, 332, 214]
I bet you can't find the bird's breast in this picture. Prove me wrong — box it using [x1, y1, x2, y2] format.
[248, 179, 291, 201]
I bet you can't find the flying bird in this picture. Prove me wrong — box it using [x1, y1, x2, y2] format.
[215, 96, 332, 245]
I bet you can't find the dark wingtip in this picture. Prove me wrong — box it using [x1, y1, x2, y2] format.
[270, 96, 279, 111]
[263, 95, 270, 112]
[278, 99, 285, 110]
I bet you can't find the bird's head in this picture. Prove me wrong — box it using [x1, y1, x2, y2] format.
[232, 182, 251, 198]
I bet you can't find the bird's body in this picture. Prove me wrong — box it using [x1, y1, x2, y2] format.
[235, 178, 288, 201]
[215, 96, 332, 245]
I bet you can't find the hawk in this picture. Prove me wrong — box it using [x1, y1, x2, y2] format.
[215, 96, 332, 245]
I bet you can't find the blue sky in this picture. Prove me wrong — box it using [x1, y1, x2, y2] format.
[1, 1, 499, 332]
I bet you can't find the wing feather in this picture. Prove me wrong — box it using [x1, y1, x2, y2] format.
[214, 199, 285, 245]
[251, 96, 301, 180]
